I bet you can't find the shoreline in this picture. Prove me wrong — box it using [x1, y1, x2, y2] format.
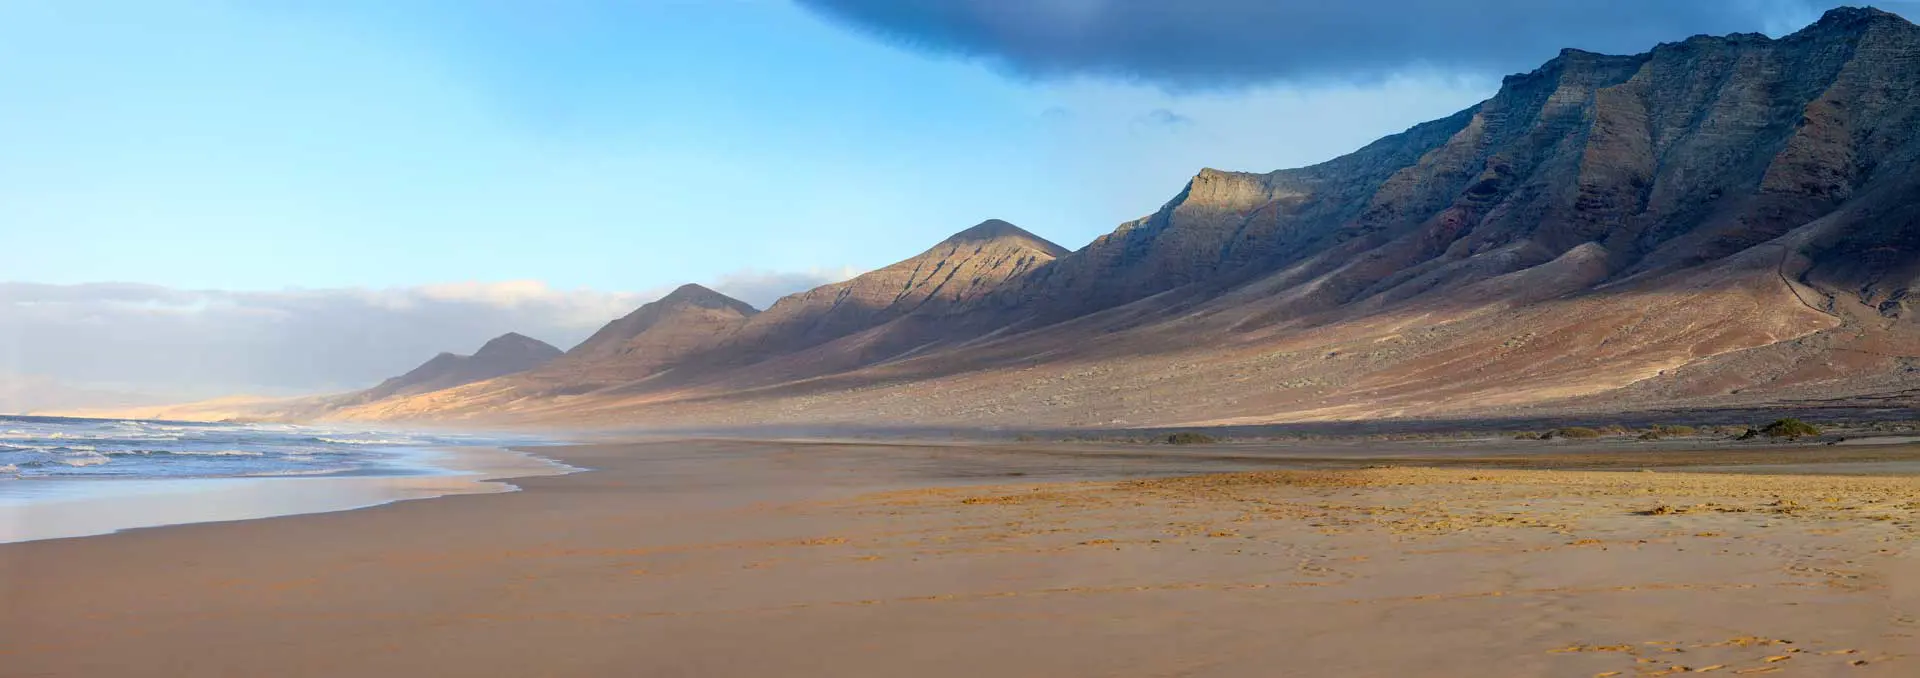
[0, 445, 578, 544]
[8, 434, 1920, 546]
[6, 434, 1918, 547]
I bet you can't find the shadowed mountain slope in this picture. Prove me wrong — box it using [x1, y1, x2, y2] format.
[355, 333, 562, 403]
[326, 221, 1069, 421]
[564, 284, 759, 365]
[738, 219, 1067, 353]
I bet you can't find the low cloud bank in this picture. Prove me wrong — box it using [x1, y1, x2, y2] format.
[0, 269, 850, 408]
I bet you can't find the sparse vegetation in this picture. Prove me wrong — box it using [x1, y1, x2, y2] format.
[1637, 424, 1698, 441]
[1549, 427, 1603, 439]
[1761, 418, 1821, 439]
[1163, 432, 1220, 445]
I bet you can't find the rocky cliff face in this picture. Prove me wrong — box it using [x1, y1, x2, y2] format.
[992, 7, 1918, 330]
[329, 8, 1920, 428]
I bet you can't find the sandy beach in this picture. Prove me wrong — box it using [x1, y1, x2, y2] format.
[3, 438, 1918, 677]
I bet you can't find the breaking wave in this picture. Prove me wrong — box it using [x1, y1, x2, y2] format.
[0, 415, 519, 480]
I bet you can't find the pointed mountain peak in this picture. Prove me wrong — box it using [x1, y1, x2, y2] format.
[938, 219, 1070, 256]
[558, 283, 756, 364]
[658, 283, 759, 314]
[473, 332, 562, 360]
[357, 333, 563, 402]
[664, 282, 720, 299]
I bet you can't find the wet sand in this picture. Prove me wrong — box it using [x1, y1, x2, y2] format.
[2, 438, 1917, 677]
[0, 446, 575, 544]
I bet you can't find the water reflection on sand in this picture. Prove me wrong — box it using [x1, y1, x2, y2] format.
[0, 446, 573, 543]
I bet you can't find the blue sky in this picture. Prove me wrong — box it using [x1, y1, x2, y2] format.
[1, 0, 1501, 292]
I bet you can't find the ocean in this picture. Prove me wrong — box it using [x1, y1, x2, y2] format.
[0, 415, 574, 543]
[0, 415, 543, 480]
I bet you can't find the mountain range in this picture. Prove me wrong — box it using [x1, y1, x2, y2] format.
[350, 333, 562, 404]
[70, 7, 1920, 430]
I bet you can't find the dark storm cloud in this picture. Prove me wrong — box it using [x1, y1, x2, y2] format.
[797, 0, 1888, 87]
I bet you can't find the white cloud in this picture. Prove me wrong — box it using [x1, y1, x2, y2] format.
[0, 269, 851, 409]
[0, 374, 183, 415]
[0, 281, 643, 397]
[711, 266, 861, 309]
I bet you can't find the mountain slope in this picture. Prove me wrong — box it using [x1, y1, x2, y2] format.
[327, 222, 1068, 421]
[710, 219, 1067, 372]
[333, 8, 1920, 428]
[507, 283, 763, 397]
[567, 284, 759, 364]
[356, 332, 562, 402]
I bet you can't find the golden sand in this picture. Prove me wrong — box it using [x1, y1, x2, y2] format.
[2, 440, 1915, 677]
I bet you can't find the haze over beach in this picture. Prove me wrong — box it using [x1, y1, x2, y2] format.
[7, 1, 1920, 677]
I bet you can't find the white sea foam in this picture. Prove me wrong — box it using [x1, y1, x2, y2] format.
[246, 423, 305, 432]
[239, 467, 350, 477]
[0, 417, 518, 481]
[0, 464, 18, 476]
[0, 443, 97, 453]
[315, 437, 417, 446]
[59, 451, 111, 467]
[104, 449, 265, 457]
